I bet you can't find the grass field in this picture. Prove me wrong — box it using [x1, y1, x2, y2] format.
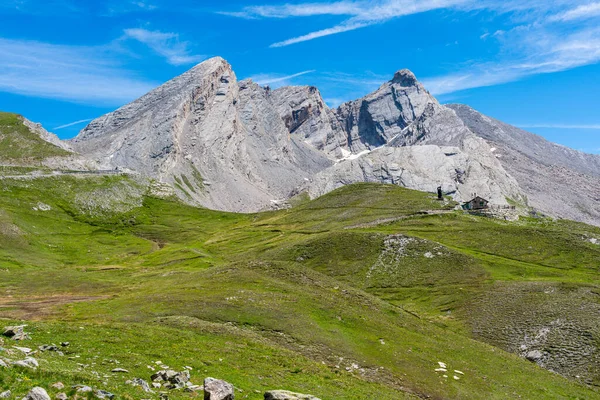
[1, 177, 600, 399]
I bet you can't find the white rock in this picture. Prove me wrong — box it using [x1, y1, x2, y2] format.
[22, 387, 50, 400]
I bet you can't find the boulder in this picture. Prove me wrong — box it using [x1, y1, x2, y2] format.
[526, 350, 544, 362]
[50, 383, 64, 390]
[0, 359, 8, 368]
[22, 387, 51, 400]
[13, 357, 39, 369]
[264, 390, 321, 400]
[3, 326, 30, 341]
[55, 394, 67, 400]
[204, 377, 234, 400]
[0, 391, 11, 399]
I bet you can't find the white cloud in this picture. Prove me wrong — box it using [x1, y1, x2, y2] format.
[270, 21, 369, 47]
[53, 118, 94, 130]
[223, 0, 469, 47]
[423, 26, 600, 95]
[123, 28, 204, 65]
[220, 1, 363, 19]
[251, 70, 317, 86]
[0, 38, 157, 105]
[549, 2, 600, 22]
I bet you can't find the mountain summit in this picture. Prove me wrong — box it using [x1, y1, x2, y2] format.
[61, 57, 600, 224]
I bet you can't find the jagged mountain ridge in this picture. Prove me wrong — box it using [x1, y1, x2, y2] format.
[70, 57, 331, 212]
[25, 56, 599, 225]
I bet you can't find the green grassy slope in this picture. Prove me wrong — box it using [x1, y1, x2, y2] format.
[0, 112, 70, 163]
[1, 179, 600, 399]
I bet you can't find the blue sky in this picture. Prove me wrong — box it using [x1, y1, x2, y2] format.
[1, 0, 599, 154]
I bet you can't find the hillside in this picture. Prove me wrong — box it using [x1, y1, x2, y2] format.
[1, 173, 600, 398]
[0, 112, 71, 163]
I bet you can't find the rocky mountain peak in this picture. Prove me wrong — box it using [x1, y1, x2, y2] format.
[392, 69, 419, 87]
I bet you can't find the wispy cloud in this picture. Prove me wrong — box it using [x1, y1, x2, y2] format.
[105, 1, 158, 15]
[0, 38, 157, 105]
[53, 118, 94, 130]
[423, 25, 600, 95]
[222, 0, 468, 47]
[516, 123, 600, 130]
[250, 70, 316, 87]
[270, 21, 369, 47]
[123, 28, 203, 65]
[548, 2, 600, 22]
[220, 1, 364, 19]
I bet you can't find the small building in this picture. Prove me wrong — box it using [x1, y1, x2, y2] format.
[462, 196, 489, 210]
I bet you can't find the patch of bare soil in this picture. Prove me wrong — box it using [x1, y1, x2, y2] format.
[0, 294, 108, 320]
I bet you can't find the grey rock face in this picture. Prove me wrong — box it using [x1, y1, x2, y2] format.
[204, 377, 234, 400]
[264, 390, 321, 400]
[334, 69, 435, 154]
[309, 145, 522, 206]
[270, 85, 345, 158]
[22, 387, 50, 400]
[71, 57, 331, 213]
[448, 104, 600, 225]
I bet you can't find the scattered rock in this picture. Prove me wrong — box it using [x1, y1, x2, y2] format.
[22, 387, 51, 400]
[34, 202, 52, 212]
[51, 383, 64, 390]
[184, 385, 203, 392]
[151, 369, 191, 389]
[264, 390, 321, 400]
[73, 385, 93, 393]
[39, 345, 60, 352]
[204, 377, 234, 400]
[130, 378, 153, 393]
[94, 390, 115, 399]
[55, 394, 67, 400]
[0, 391, 10, 399]
[2, 325, 30, 341]
[60, 342, 70, 347]
[13, 346, 32, 354]
[526, 350, 543, 362]
[0, 359, 8, 368]
[13, 357, 39, 369]
[111, 368, 129, 373]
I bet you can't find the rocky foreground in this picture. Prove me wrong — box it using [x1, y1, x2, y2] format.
[1, 325, 320, 400]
